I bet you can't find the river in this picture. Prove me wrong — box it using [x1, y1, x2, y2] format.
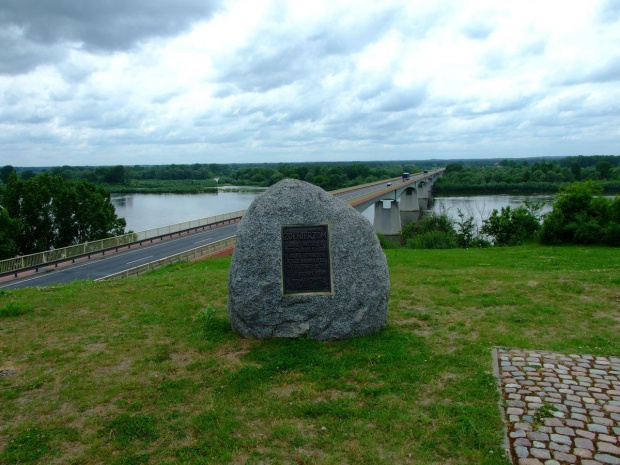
[111, 190, 557, 233]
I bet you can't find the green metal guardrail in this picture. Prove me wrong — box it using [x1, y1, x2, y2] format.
[95, 236, 237, 282]
[0, 210, 246, 276]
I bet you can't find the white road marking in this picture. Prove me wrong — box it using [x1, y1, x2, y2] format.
[126, 255, 153, 265]
[194, 238, 215, 245]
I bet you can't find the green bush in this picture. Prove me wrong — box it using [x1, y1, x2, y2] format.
[401, 213, 455, 241]
[453, 209, 491, 248]
[377, 233, 400, 249]
[406, 230, 458, 249]
[540, 181, 619, 245]
[481, 204, 541, 246]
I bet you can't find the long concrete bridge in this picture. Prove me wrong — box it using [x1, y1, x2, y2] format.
[0, 169, 443, 288]
[345, 169, 444, 235]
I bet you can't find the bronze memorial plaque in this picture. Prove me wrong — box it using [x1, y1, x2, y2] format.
[282, 225, 332, 294]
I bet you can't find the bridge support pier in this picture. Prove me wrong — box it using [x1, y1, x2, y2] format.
[374, 200, 402, 236]
[399, 187, 421, 227]
[418, 184, 430, 210]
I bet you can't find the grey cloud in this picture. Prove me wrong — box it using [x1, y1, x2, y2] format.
[56, 60, 97, 84]
[0, 27, 66, 74]
[561, 55, 620, 85]
[151, 92, 180, 104]
[216, 9, 397, 93]
[212, 85, 239, 98]
[357, 79, 392, 101]
[480, 36, 546, 71]
[461, 20, 494, 40]
[598, 0, 620, 22]
[0, 109, 53, 125]
[3, 89, 22, 106]
[520, 38, 546, 57]
[220, 42, 307, 92]
[454, 94, 538, 117]
[377, 87, 426, 112]
[0, 0, 221, 74]
[309, 8, 398, 56]
[0, 89, 55, 124]
[281, 104, 324, 123]
[59, 97, 146, 130]
[589, 55, 620, 82]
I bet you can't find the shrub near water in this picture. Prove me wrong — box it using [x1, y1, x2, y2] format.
[400, 211, 490, 249]
[480, 200, 542, 246]
[401, 213, 459, 249]
[541, 181, 620, 245]
[407, 230, 458, 249]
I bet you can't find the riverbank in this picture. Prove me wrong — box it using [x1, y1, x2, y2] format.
[106, 179, 219, 194]
[1, 245, 618, 463]
[434, 180, 620, 195]
[105, 179, 265, 194]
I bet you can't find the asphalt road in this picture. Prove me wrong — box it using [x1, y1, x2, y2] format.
[1, 174, 437, 289]
[335, 178, 402, 201]
[1, 223, 239, 289]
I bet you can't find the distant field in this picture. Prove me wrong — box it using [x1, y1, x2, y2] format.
[0, 246, 618, 464]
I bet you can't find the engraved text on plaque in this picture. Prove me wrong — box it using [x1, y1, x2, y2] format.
[282, 225, 332, 294]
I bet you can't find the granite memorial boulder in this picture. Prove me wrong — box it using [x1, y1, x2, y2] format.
[227, 179, 389, 340]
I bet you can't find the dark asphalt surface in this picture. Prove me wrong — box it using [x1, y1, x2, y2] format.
[1, 223, 238, 289]
[1, 173, 439, 289]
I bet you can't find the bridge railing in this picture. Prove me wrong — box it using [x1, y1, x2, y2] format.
[96, 236, 237, 282]
[132, 210, 246, 241]
[0, 209, 246, 276]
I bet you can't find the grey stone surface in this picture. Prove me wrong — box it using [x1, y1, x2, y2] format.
[496, 348, 620, 465]
[227, 179, 390, 340]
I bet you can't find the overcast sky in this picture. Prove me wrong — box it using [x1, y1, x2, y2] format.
[1, 0, 619, 167]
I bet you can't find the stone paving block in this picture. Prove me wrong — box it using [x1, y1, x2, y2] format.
[550, 442, 571, 453]
[515, 438, 532, 447]
[518, 459, 543, 465]
[589, 424, 610, 434]
[594, 454, 620, 465]
[530, 448, 551, 459]
[597, 442, 620, 455]
[529, 432, 550, 442]
[577, 429, 597, 440]
[599, 434, 618, 443]
[556, 426, 576, 436]
[550, 433, 572, 445]
[553, 451, 578, 463]
[574, 448, 594, 459]
[515, 445, 530, 458]
[575, 437, 595, 450]
[495, 349, 620, 465]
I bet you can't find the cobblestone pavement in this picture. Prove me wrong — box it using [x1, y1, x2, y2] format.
[495, 348, 620, 465]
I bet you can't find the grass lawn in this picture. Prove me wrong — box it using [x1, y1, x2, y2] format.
[0, 245, 618, 464]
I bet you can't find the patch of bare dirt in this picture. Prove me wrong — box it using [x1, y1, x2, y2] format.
[213, 339, 257, 368]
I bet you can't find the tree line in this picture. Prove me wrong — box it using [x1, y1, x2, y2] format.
[436, 156, 620, 193]
[4, 156, 619, 194]
[2, 162, 425, 192]
[0, 173, 126, 260]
